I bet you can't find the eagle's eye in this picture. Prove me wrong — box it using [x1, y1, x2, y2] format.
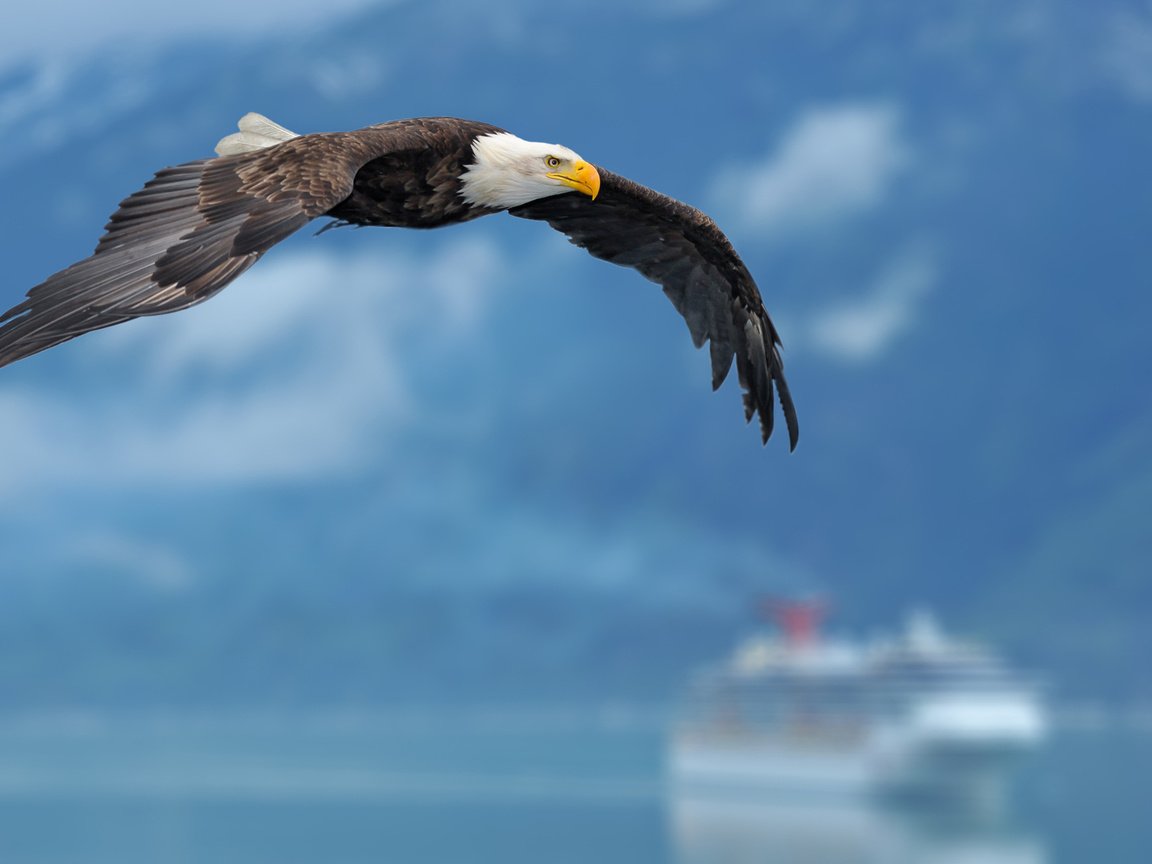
[545, 155, 562, 169]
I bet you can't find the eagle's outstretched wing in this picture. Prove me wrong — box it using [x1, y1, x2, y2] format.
[510, 169, 798, 449]
[0, 135, 369, 368]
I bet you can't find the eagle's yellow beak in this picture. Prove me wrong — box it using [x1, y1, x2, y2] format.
[548, 160, 600, 200]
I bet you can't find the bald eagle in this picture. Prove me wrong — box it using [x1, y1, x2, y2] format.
[0, 113, 798, 448]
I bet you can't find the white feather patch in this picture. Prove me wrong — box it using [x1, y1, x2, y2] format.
[214, 112, 300, 156]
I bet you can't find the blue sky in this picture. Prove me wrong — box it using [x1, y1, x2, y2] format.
[2, 0, 1151, 704]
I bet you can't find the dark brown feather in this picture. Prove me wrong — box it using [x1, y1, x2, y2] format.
[509, 169, 798, 450]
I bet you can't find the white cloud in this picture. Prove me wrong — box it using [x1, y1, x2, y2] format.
[306, 55, 390, 101]
[402, 501, 803, 605]
[805, 247, 937, 363]
[97, 235, 504, 377]
[59, 532, 195, 591]
[0, 61, 67, 130]
[0, 0, 388, 62]
[642, 0, 732, 17]
[1101, 10, 1152, 103]
[713, 102, 909, 237]
[0, 60, 153, 171]
[0, 236, 506, 500]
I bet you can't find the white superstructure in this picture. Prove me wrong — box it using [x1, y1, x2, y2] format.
[668, 603, 1046, 802]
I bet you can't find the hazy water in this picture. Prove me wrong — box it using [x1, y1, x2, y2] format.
[0, 709, 1148, 863]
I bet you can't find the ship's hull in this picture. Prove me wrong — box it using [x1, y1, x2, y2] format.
[669, 738, 872, 798]
[668, 730, 1037, 803]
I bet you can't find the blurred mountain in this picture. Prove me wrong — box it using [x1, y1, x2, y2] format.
[0, 0, 1149, 707]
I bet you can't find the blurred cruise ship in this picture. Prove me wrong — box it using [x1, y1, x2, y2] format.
[668, 601, 1046, 802]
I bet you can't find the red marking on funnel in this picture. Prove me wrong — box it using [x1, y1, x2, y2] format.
[761, 598, 829, 646]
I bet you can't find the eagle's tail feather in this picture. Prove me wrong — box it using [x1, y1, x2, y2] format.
[214, 112, 299, 156]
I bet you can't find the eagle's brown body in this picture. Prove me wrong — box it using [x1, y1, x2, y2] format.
[326, 118, 506, 228]
[0, 116, 798, 448]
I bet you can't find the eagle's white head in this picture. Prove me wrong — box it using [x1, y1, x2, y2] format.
[459, 132, 601, 210]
